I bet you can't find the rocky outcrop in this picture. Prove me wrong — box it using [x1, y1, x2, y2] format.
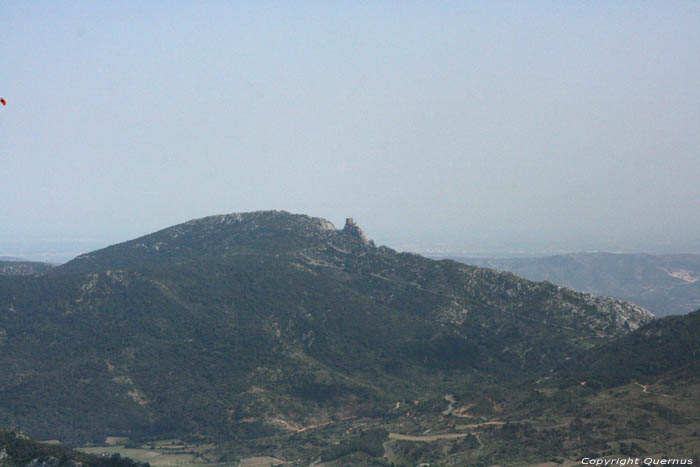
[342, 218, 369, 245]
[0, 261, 54, 276]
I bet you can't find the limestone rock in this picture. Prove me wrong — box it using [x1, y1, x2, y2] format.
[343, 218, 369, 245]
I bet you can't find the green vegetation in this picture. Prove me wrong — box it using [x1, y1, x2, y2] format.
[564, 309, 700, 386]
[457, 252, 700, 316]
[0, 429, 146, 466]
[2, 211, 695, 465]
[318, 428, 388, 462]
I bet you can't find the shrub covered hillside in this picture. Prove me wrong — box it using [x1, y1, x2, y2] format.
[0, 211, 656, 462]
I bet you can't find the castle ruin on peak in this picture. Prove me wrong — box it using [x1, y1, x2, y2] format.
[343, 218, 369, 244]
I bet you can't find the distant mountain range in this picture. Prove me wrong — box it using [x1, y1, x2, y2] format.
[445, 253, 700, 316]
[1, 212, 698, 465]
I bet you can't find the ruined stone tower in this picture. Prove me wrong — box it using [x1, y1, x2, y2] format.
[343, 218, 369, 244]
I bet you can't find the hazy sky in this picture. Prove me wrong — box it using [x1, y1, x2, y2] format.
[2, 1, 699, 259]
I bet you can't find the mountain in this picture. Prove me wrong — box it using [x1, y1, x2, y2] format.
[0, 211, 665, 464]
[0, 260, 54, 276]
[466, 308, 700, 467]
[563, 308, 700, 387]
[449, 253, 700, 316]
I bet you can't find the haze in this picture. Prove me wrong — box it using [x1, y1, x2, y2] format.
[2, 1, 699, 261]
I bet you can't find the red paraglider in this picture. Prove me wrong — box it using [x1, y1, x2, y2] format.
[0, 98, 6, 106]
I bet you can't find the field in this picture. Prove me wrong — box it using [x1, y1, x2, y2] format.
[79, 440, 232, 466]
[70, 378, 699, 466]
